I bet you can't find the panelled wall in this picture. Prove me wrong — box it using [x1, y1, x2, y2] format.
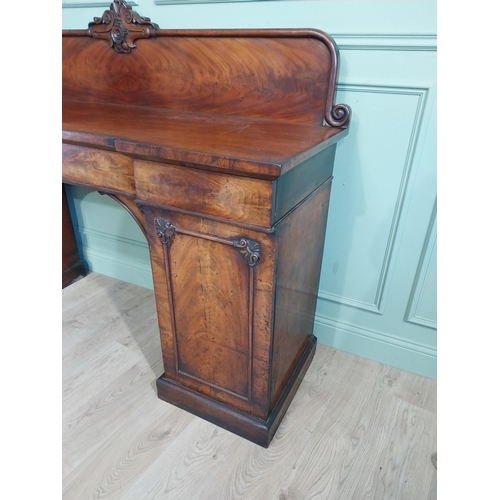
[63, 0, 437, 379]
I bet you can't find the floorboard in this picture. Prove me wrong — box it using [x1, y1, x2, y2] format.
[62, 273, 437, 500]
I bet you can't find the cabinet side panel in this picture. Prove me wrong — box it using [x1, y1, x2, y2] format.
[273, 145, 335, 223]
[270, 179, 332, 407]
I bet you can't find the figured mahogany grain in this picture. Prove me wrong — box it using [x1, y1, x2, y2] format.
[134, 159, 273, 227]
[62, 144, 135, 195]
[144, 206, 276, 418]
[62, 34, 331, 124]
[63, 101, 347, 180]
[169, 233, 251, 398]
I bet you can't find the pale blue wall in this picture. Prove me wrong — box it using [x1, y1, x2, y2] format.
[63, 0, 437, 379]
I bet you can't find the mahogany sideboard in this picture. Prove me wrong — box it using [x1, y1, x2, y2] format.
[62, 185, 86, 288]
[62, 0, 351, 447]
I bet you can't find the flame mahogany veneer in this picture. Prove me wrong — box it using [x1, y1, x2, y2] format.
[62, 0, 351, 447]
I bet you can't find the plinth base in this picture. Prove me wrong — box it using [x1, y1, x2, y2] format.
[156, 334, 317, 447]
[62, 259, 86, 288]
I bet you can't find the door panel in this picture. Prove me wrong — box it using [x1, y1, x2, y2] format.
[168, 232, 252, 398]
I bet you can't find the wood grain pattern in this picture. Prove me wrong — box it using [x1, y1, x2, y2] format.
[270, 179, 332, 407]
[134, 159, 273, 226]
[155, 335, 316, 448]
[393, 369, 438, 414]
[191, 380, 333, 500]
[169, 233, 252, 398]
[63, 143, 135, 194]
[276, 357, 436, 500]
[144, 206, 276, 418]
[62, 33, 332, 124]
[62, 274, 437, 500]
[63, 278, 139, 337]
[64, 399, 194, 500]
[63, 101, 347, 180]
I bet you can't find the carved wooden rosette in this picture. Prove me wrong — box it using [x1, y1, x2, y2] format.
[231, 238, 260, 267]
[89, 0, 158, 53]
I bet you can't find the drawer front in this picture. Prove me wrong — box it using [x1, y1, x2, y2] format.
[62, 144, 135, 195]
[134, 159, 273, 227]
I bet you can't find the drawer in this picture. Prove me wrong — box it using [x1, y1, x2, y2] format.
[62, 144, 135, 195]
[134, 159, 273, 227]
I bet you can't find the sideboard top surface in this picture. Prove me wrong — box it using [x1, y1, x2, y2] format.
[62, 100, 347, 179]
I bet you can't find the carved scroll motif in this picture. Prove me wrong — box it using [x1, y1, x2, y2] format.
[89, 0, 158, 53]
[325, 103, 351, 128]
[232, 238, 260, 267]
[156, 219, 176, 245]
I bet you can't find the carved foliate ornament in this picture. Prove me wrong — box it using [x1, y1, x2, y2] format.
[232, 238, 260, 267]
[156, 219, 176, 245]
[89, 0, 158, 53]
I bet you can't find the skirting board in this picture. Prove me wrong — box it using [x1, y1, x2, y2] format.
[75, 228, 154, 290]
[313, 314, 436, 380]
[81, 244, 154, 290]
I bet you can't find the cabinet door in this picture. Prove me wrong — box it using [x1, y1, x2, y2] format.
[145, 208, 274, 417]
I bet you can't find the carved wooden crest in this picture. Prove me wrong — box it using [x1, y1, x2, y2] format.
[89, 0, 158, 53]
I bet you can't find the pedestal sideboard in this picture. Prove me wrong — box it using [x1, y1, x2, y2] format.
[62, 0, 351, 447]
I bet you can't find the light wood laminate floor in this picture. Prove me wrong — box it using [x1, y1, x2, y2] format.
[62, 272, 437, 500]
